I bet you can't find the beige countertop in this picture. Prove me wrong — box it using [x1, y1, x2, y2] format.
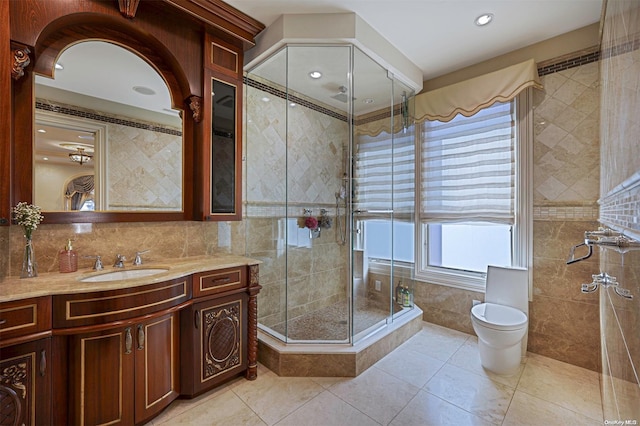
[0, 255, 260, 302]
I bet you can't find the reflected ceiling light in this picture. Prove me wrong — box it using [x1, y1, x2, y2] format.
[43, 157, 49, 161]
[261, 97, 270, 102]
[37, 129, 46, 133]
[363, 98, 375, 104]
[132, 86, 156, 95]
[475, 13, 494, 26]
[69, 147, 92, 165]
[55, 63, 64, 70]
[309, 71, 322, 79]
[289, 102, 296, 107]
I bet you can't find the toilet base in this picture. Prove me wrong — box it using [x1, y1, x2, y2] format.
[477, 338, 522, 376]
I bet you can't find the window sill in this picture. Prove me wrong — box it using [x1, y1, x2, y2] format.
[414, 267, 486, 293]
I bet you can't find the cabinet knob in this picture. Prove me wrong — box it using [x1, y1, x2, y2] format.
[125, 327, 132, 354]
[137, 324, 145, 350]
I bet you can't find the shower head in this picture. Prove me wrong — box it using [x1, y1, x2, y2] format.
[331, 85, 355, 103]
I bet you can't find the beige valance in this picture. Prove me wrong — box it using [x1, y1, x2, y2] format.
[355, 114, 404, 137]
[414, 59, 543, 123]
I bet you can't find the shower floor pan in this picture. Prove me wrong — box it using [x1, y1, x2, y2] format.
[257, 305, 422, 377]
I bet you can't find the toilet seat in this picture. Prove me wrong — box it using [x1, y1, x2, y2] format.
[471, 302, 527, 331]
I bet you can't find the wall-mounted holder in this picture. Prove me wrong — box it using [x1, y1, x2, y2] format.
[566, 227, 640, 264]
[582, 272, 633, 300]
[301, 208, 332, 239]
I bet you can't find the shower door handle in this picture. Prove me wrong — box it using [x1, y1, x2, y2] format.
[353, 209, 393, 215]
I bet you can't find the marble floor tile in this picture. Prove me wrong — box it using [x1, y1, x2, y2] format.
[231, 369, 325, 425]
[503, 390, 602, 426]
[328, 366, 420, 425]
[154, 389, 267, 425]
[398, 322, 470, 362]
[145, 321, 604, 426]
[275, 390, 379, 426]
[374, 345, 445, 388]
[424, 364, 515, 424]
[389, 390, 494, 426]
[448, 339, 525, 388]
[517, 352, 603, 422]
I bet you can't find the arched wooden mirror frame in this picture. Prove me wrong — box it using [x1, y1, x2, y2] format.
[12, 13, 198, 224]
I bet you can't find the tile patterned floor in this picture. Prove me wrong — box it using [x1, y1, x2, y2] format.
[147, 322, 603, 426]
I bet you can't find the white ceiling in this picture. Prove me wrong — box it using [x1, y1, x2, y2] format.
[226, 0, 603, 80]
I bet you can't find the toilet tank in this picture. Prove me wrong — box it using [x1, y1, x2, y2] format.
[485, 266, 529, 315]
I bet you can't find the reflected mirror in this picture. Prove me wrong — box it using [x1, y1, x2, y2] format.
[34, 40, 183, 212]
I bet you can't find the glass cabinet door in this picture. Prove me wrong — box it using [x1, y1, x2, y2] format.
[210, 78, 237, 214]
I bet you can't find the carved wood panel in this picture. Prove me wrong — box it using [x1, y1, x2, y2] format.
[201, 300, 242, 381]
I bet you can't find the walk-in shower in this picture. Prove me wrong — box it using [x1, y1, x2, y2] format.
[244, 20, 419, 347]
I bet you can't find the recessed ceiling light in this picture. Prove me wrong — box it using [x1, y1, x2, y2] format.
[55, 63, 64, 70]
[475, 13, 494, 26]
[309, 71, 322, 79]
[132, 86, 156, 95]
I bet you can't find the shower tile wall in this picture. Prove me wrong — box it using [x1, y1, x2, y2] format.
[244, 85, 350, 330]
[598, 0, 640, 420]
[415, 56, 603, 372]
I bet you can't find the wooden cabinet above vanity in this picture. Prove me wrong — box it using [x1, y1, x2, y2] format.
[5, 0, 264, 224]
[0, 256, 261, 425]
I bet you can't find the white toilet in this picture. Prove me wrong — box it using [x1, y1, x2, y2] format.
[471, 265, 529, 375]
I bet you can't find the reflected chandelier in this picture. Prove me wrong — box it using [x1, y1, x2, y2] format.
[69, 147, 92, 165]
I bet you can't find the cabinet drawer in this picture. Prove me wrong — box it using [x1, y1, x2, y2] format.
[193, 267, 245, 297]
[52, 277, 191, 328]
[0, 296, 51, 341]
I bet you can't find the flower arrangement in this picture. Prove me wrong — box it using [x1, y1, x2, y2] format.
[304, 216, 319, 230]
[12, 202, 44, 239]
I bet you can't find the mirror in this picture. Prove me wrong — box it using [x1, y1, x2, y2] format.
[34, 40, 183, 213]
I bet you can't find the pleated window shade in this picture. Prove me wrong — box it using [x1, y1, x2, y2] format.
[354, 126, 415, 220]
[420, 100, 516, 224]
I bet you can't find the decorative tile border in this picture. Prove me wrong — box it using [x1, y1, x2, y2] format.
[36, 100, 182, 136]
[533, 205, 599, 221]
[537, 47, 600, 76]
[599, 173, 640, 241]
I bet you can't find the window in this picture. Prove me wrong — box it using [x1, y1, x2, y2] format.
[416, 92, 532, 290]
[355, 125, 416, 264]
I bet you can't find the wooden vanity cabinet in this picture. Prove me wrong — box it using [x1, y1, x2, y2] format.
[0, 296, 52, 426]
[66, 311, 180, 426]
[54, 277, 190, 425]
[0, 338, 51, 426]
[181, 292, 248, 397]
[181, 267, 249, 397]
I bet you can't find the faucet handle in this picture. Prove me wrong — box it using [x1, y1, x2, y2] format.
[113, 254, 126, 268]
[133, 250, 150, 266]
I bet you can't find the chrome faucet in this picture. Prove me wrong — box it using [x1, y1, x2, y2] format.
[113, 254, 126, 268]
[84, 255, 103, 270]
[133, 250, 150, 266]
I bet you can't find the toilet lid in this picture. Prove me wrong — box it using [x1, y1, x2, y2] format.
[471, 302, 527, 331]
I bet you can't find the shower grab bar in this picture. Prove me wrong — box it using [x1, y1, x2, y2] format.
[566, 228, 640, 264]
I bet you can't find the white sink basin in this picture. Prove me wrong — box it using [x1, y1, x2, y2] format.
[80, 268, 169, 283]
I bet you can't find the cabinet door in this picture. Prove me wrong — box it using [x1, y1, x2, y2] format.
[182, 294, 248, 396]
[68, 328, 135, 426]
[0, 338, 51, 426]
[134, 312, 180, 424]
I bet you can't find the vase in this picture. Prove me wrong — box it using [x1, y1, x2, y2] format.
[21, 236, 38, 278]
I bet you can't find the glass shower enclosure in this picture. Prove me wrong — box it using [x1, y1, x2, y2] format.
[244, 44, 415, 344]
